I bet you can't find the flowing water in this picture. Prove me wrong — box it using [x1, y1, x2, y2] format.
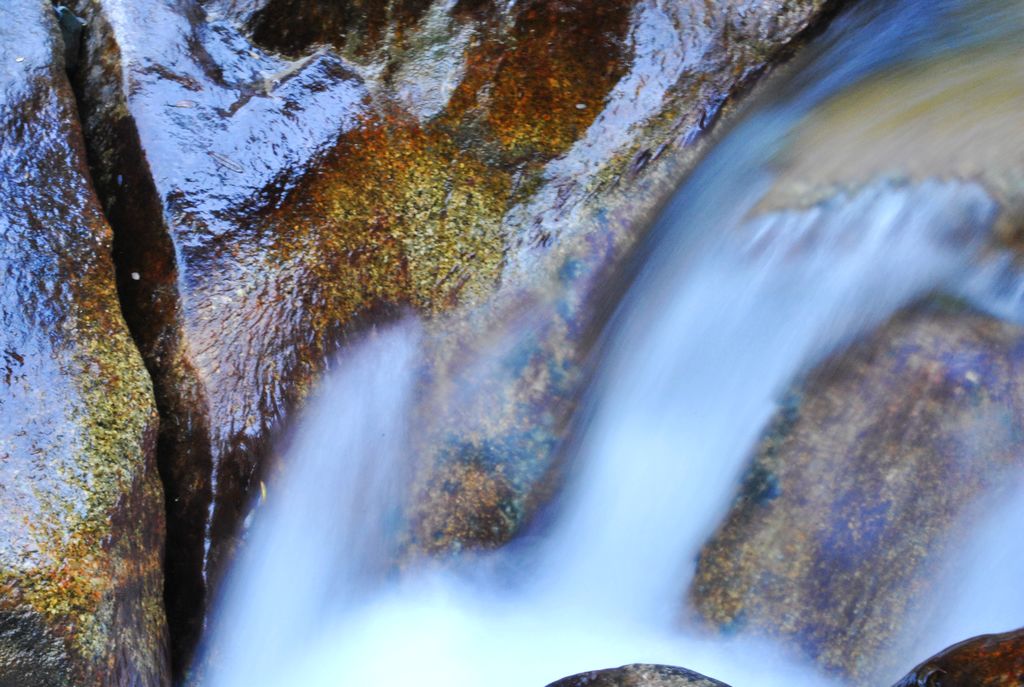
[201, 1, 1024, 685]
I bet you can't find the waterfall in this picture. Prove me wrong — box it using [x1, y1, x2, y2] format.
[529, 181, 995, 626]
[922, 477, 1024, 659]
[201, 322, 423, 684]
[201, 1, 1023, 685]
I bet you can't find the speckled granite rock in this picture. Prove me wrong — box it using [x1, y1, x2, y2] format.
[0, 1, 167, 684]
[547, 663, 731, 687]
[68, 0, 840, 671]
[893, 628, 1024, 687]
[690, 304, 1024, 685]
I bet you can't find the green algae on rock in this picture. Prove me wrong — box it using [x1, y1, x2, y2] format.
[690, 304, 1024, 686]
[0, 1, 167, 684]
[893, 628, 1024, 687]
[547, 664, 732, 687]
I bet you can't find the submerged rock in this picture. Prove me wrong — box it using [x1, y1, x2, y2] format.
[0, 1, 167, 685]
[69, 0, 839, 670]
[547, 664, 731, 687]
[690, 304, 1024, 685]
[893, 628, 1024, 687]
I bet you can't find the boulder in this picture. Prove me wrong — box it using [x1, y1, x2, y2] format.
[757, 19, 1024, 244]
[893, 628, 1024, 687]
[690, 304, 1024, 684]
[0, 1, 167, 685]
[547, 664, 731, 687]
[68, 0, 840, 671]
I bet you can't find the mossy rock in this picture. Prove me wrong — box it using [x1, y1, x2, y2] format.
[69, 0, 840, 672]
[0, 2, 167, 684]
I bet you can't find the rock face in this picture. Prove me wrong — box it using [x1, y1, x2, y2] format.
[395, 0, 843, 558]
[893, 628, 1024, 687]
[69, 0, 839, 671]
[547, 664, 731, 687]
[0, 2, 167, 685]
[690, 304, 1024, 685]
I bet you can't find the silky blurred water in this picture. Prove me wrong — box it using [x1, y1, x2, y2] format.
[201, 1, 1024, 685]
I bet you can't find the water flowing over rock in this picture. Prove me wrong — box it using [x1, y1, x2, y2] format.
[688, 9, 1024, 681]
[756, 10, 1024, 244]
[690, 304, 1024, 685]
[67, 0, 840, 670]
[547, 664, 732, 687]
[194, 3, 1024, 685]
[892, 628, 1024, 687]
[0, 1, 167, 684]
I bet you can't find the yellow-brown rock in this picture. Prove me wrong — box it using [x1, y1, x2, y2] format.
[0, 1, 167, 684]
[757, 12, 1024, 245]
[68, 0, 841, 673]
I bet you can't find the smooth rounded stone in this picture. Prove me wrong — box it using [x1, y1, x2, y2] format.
[690, 304, 1024, 685]
[546, 664, 731, 687]
[69, 0, 840, 671]
[0, 1, 167, 685]
[756, 0, 1024, 244]
[893, 628, 1024, 687]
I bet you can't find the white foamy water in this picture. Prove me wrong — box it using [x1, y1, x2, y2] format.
[201, 323, 423, 682]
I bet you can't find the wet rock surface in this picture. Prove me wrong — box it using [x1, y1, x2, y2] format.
[546, 663, 731, 687]
[893, 628, 1024, 687]
[397, 0, 843, 561]
[68, 0, 839, 671]
[690, 303, 1024, 685]
[757, 7, 1024, 244]
[0, 1, 167, 685]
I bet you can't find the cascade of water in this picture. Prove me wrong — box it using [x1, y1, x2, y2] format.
[202, 1, 1023, 685]
[530, 181, 996, 627]
[201, 322, 423, 685]
[204, 184, 995, 687]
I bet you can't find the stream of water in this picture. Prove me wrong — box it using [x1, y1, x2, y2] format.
[201, 1, 1024, 685]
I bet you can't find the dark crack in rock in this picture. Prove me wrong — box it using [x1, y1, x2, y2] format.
[0, 1, 167, 684]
